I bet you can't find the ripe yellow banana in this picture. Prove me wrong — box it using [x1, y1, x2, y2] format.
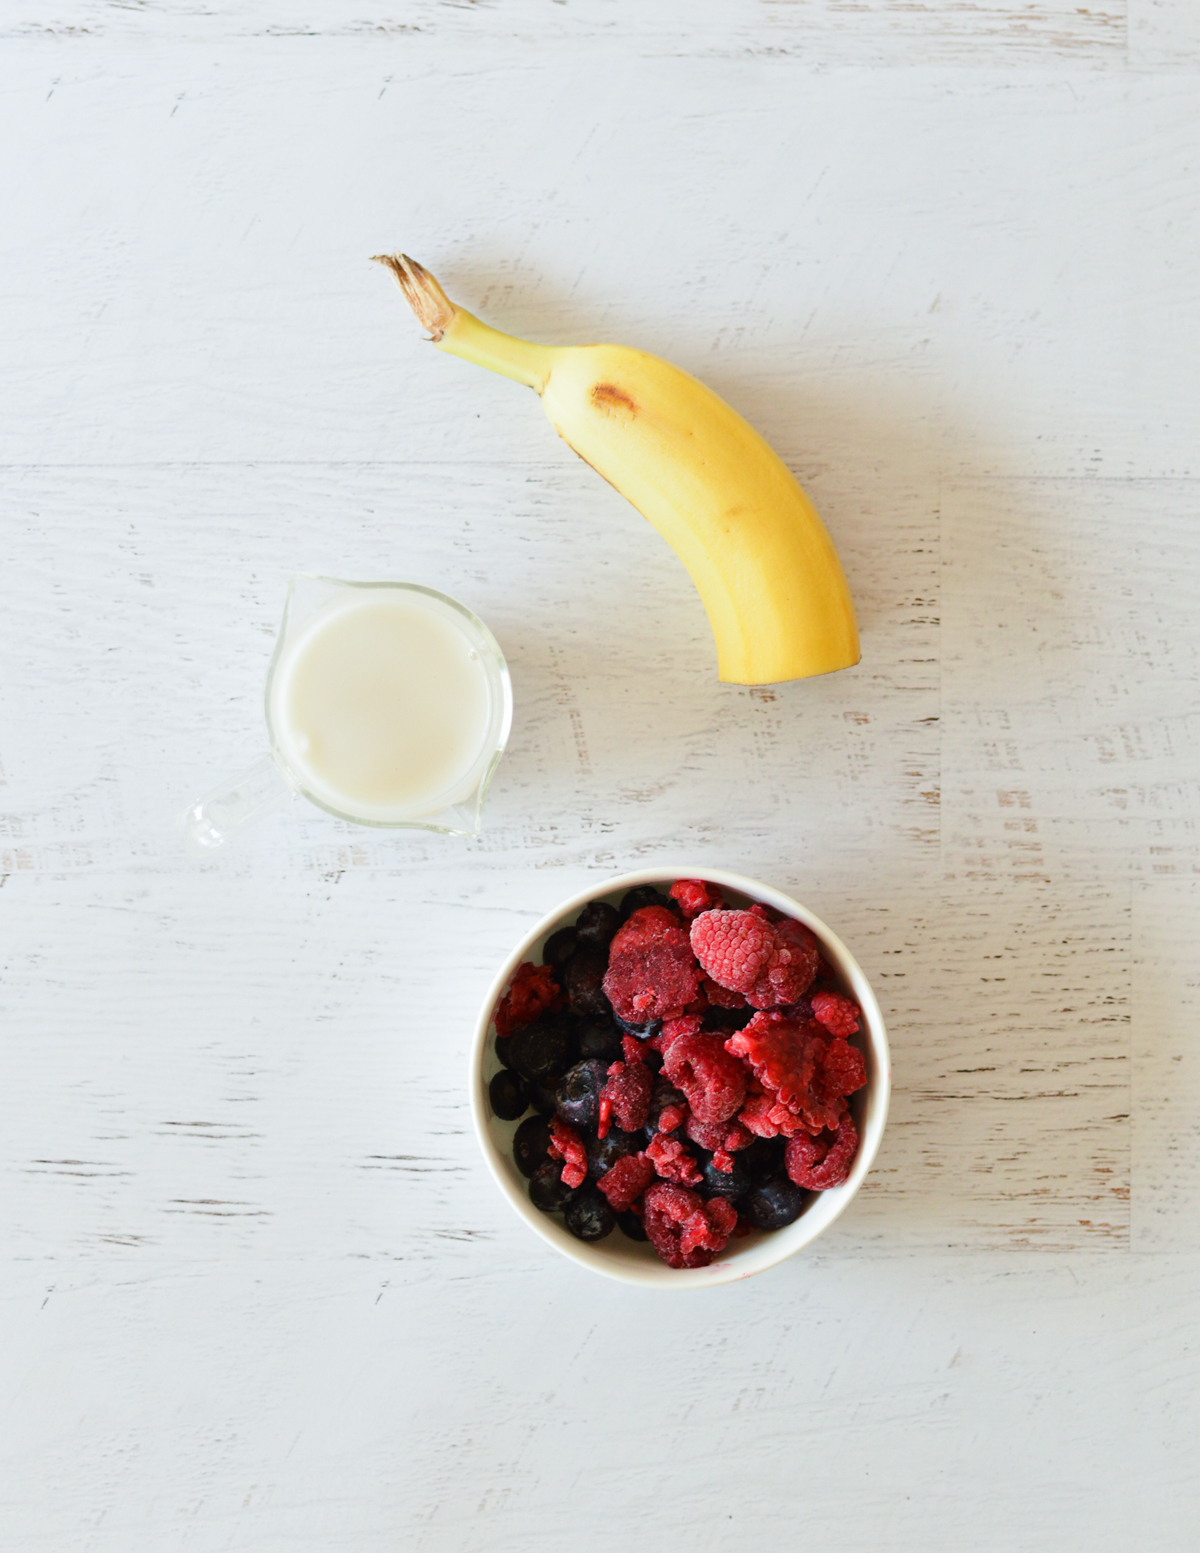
[372, 254, 859, 685]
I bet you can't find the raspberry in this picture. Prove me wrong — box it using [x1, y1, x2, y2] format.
[785, 1112, 859, 1190]
[645, 1075, 688, 1137]
[642, 1182, 735, 1268]
[811, 991, 861, 1039]
[701, 976, 748, 1011]
[659, 1013, 703, 1058]
[685, 1112, 752, 1157]
[745, 918, 821, 1009]
[602, 907, 702, 1024]
[738, 1085, 815, 1139]
[663, 1030, 747, 1125]
[619, 1034, 647, 1065]
[547, 1118, 588, 1189]
[596, 1152, 656, 1213]
[669, 878, 725, 918]
[494, 961, 565, 1037]
[690, 910, 776, 995]
[645, 1131, 703, 1187]
[726, 1012, 859, 1135]
[598, 1059, 653, 1138]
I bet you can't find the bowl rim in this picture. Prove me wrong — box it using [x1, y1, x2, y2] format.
[469, 866, 891, 1288]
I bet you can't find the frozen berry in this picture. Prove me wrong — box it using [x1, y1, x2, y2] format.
[513, 1116, 553, 1179]
[784, 1111, 858, 1190]
[702, 1003, 755, 1035]
[575, 899, 621, 949]
[746, 1175, 806, 1231]
[555, 1059, 609, 1132]
[614, 1013, 663, 1039]
[596, 1152, 656, 1213]
[645, 1076, 688, 1138]
[543, 926, 580, 969]
[585, 1127, 641, 1181]
[598, 1059, 653, 1137]
[696, 1151, 754, 1203]
[691, 910, 776, 995]
[564, 1187, 616, 1242]
[645, 1131, 703, 1187]
[527, 1079, 560, 1118]
[738, 1135, 787, 1183]
[642, 1181, 735, 1268]
[620, 885, 673, 921]
[528, 1159, 579, 1213]
[494, 961, 565, 1036]
[563, 946, 612, 1019]
[663, 1029, 747, 1125]
[603, 907, 702, 1024]
[494, 1033, 516, 1070]
[669, 879, 725, 918]
[508, 1012, 577, 1085]
[488, 1069, 529, 1121]
[727, 1011, 859, 1135]
[577, 1018, 622, 1061]
[616, 1210, 648, 1241]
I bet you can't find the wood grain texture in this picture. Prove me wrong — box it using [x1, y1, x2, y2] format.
[3, 3, 1200, 1547]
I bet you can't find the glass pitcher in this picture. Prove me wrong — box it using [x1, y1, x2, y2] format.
[182, 576, 513, 850]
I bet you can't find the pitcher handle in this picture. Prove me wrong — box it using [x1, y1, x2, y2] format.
[181, 755, 295, 852]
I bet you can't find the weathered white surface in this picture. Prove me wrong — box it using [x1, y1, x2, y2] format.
[2, 2, 1199, 1547]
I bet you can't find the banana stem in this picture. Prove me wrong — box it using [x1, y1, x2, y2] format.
[371, 252, 558, 393]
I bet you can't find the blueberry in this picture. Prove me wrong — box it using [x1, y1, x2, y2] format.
[696, 1151, 753, 1203]
[616, 1210, 648, 1242]
[494, 1033, 516, 1070]
[513, 1116, 553, 1179]
[702, 1004, 755, 1034]
[508, 1012, 578, 1084]
[575, 900, 620, 949]
[555, 1059, 609, 1132]
[577, 1018, 622, 1062]
[619, 885, 673, 921]
[563, 947, 612, 1019]
[488, 1069, 529, 1122]
[527, 1079, 561, 1118]
[585, 1128, 641, 1181]
[614, 1013, 662, 1040]
[746, 1175, 806, 1231]
[542, 926, 579, 969]
[564, 1187, 616, 1242]
[738, 1136, 787, 1184]
[528, 1160, 578, 1214]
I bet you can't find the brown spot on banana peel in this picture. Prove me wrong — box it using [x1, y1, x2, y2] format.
[590, 382, 638, 416]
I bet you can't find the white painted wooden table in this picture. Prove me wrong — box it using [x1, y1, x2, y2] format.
[3, 3, 1200, 1546]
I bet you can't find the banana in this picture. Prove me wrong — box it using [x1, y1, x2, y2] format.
[372, 254, 859, 685]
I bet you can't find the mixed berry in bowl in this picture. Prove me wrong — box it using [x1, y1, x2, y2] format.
[486, 878, 869, 1271]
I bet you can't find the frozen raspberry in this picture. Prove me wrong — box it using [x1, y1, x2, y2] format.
[748, 902, 782, 924]
[701, 975, 748, 1011]
[642, 1182, 736, 1268]
[598, 1058, 653, 1138]
[727, 1012, 861, 1135]
[658, 1013, 703, 1059]
[690, 910, 776, 995]
[663, 1030, 747, 1125]
[602, 907, 703, 1024]
[547, 1118, 588, 1189]
[684, 1112, 752, 1157]
[785, 1111, 859, 1190]
[811, 991, 861, 1039]
[738, 1084, 815, 1139]
[745, 918, 822, 1009]
[645, 1131, 703, 1187]
[596, 1152, 656, 1213]
[494, 961, 565, 1037]
[669, 878, 725, 918]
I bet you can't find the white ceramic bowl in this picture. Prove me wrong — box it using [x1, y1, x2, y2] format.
[470, 867, 891, 1287]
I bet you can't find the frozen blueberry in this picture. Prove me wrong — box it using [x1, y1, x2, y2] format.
[738, 1136, 787, 1184]
[494, 1033, 516, 1070]
[616, 1210, 649, 1242]
[513, 1116, 553, 1179]
[527, 1079, 561, 1118]
[702, 1004, 755, 1035]
[555, 1059, 609, 1132]
[746, 1175, 806, 1231]
[564, 1186, 616, 1242]
[542, 926, 579, 969]
[577, 1018, 622, 1062]
[508, 1012, 578, 1084]
[696, 1152, 754, 1203]
[575, 899, 621, 950]
[619, 885, 673, 921]
[528, 1159, 578, 1214]
[585, 1128, 641, 1181]
[614, 1013, 662, 1040]
[488, 1069, 529, 1122]
[563, 947, 612, 1019]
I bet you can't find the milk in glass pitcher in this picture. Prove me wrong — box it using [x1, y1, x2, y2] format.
[183, 577, 512, 849]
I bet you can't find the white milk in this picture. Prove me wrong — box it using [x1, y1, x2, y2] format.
[270, 592, 494, 821]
